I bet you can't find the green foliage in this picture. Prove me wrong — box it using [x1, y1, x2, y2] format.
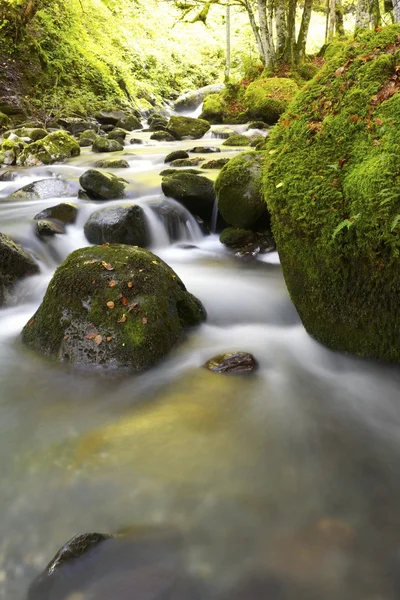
[244, 77, 299, 124]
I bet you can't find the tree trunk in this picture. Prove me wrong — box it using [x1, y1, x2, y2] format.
[244, 0, 268, 65]
[275, 0, 287, 59]
[355, 0, 370, 29]
[284, 0, 297, 63]
[393, 0, 400, 21]
[335, 0, 345, 36]
[370, 0, 381, 26]
[225, 2, 231, 81]
[325, 0, 330, 41]
[296, 0, 313, 63]
[328, 0, 336, 39]
[256, 0, 276, 67]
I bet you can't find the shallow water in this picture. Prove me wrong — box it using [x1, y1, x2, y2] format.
[1, 123, 400, 600]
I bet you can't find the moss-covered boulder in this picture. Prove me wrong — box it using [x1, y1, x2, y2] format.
[95, 110, 126, 125]
[79, 129, 98, 142]
[200, 93, 226, 124]
[220, 227, 275, 255]
[16, 131, 80, 166]
[160, 168, 202, 176]
[84, 205, 148, 246]
[0, 111, 10, 128]
[0, 232, 39, 306]
[165, 150, 189, 164]
[116, 115, 142, 131]
[263, 25, 400, 361]
[166, 116, 210, 140]
[222, 134, 251, 147]
[161, 172, 215, 222]
[169, 157, 204, 168]
[200, 85, 249, 124]
[92, 136, 124, 153]
[245, 77, 298, 125]
[13, 127, 48, 141]
[0, 139, 25, 165]
[201, 158, 230, 169]
[150, 130, 175, 142]
[215, 151, 268, 229]
[34, 203, 78, 224]
[21, 245, 206, 371]
[94, 158, 129, 169]
[107, 128, 127, 142]
[79, 169, 127, 200]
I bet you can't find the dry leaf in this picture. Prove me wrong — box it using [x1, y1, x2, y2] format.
[85, 332, 97, 340]
[121, 297, 128, 306]
[118, 314, 127, 324]
[107, 301, 115, 309]
[108, 280, 117, 288]
[127, 281, 133, 288]
[95, 335, 103, 345]
[101, 262, 114, 271]
[27, 319, 35, 327]
[106, 336, 112, 342]
[83, 259, 97, 265]
[142, 317, 148, 325]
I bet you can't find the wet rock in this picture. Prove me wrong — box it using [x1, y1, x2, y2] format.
[84, 204, 148, 247]
[79, 169, 127, 200]
[78, 190, 90, 200]
[22, 245, 206, 370]
[148, 117, 168, 132]
[169, 157, 204, 168]
[13, 127, 48, 141]
[92, 136, 124, 153]
[159, 168, 203, 177]
[212, 126, 236, 139]
[16, 131, 80, 167]
[94, 158, 129, 169]
[0, 232, 39, 306]
[222, 134, 251, 147]
[79, 129, 97, 142]
[130, 138, 143, 144]
[36, 220, 65, 237]
[0, 169, 18, 181]
[95, 110, 127, 125]
[166, 116, 210, 140]
[100, 124, 115, 133]
[150, 131, 175, 142]
[79, 137, 93, 147]
[204, 352, 258, 374]
[0, 111, 10, 128]
[107, 128, 127, 143]
[164, 150, 189, 164]
[201, 158, 230, 170]
[174, 83, 225, 112]
[220, 227, 275, 256]
[6, 179, 78, 202]
[215, 152, 269, 229]
[161, 172, 215, 222]
[116, 115, 142, 131]
[248, 121, 270, 130]
[189, 146, 221, 154]
[0, 138, 25, 165]
[58, 117, 97, 136]
[34, 203, 78, 224]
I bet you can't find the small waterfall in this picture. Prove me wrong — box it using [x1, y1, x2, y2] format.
[141, 196, 203, 246]
[210, 197, 219, 234]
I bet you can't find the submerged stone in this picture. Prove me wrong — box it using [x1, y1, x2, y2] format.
[0, 232, 39, 306]
[84, 205, 148, 247]
[204, 352, 258, 374]
[21, 245, 206, 371]
[79, 169, 127, 200]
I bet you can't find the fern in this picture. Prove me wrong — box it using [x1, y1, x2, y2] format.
[332, 214, 361, 239]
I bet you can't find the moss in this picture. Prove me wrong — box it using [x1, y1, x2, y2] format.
[79, 129, 98, 142]
[244, 77, 299, 124]
[201, 158, 230, 169]
[0, 112, 10, 128]
[150, 131, 175, 142]
[14, 127, 48, 141]
[0, 232, 39, 306]
[215, 151, 268, 229]
[160, 168, 203, 176]
[0, 138, 25, 165]
[200, 93, 226, 124]
[21, 245, 206, 371]
[94, 159, 129, 169]
[169, 158, 204, 168]
[16, 130, 80, 166]
[79, 169, 127, 200]
[92, 136, 124, 153]
[222, 134, 251, 147]
[263, 24, 400, 361]
[165, 150, 189, 163]
[166, 116, 210, 140]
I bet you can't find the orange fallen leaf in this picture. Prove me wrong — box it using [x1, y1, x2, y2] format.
[142, 317, 148, 325]
[107, 301, 115, 309]
[127, 281, 133, 288]
[108, 280, 117, 288]
[106, 336, 112, 342]
[101, 262, 114, 271]
[118, 314, 127, 323]
[121, 297, 128, 306]
[27, 319, 35, 327]
[95, 335, 103, 345]
[63, 335, 69, 341]
[86, 332, 97, 340]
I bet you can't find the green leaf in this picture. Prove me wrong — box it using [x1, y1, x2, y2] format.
[332, 214, 360, 239]
[391, 215, 400, 232]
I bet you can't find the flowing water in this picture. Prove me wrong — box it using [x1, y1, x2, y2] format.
[1, 123, 400, 600]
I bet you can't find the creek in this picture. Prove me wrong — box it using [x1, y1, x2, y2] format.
[1, 122, 400, 600]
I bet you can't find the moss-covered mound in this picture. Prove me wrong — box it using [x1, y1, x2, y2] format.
[21, 245, 206, 371]
[0, 232, 39, 306]
[200, 84, 249, 124]
[161, 172, 215, 222]
[245, 77, 299, 124]
[222, 134, 251, 147]
[166, 116, 210, 140]
[16, 131, 80, 166]
[263, 25, 400, 361]
[215, 151, 268, 229]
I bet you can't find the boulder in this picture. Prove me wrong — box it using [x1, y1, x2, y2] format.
[107, 128, 127, 142]
[0, 111, 10, 128]
[34, 202, 78, 224]
[13, 127, 47, 141]
[0, 139, 24, 166]
[16, 131, 80, 167]
[159, 168, 202, 177]
[0, 232, 39, 306]
[58, 117, 97, 136]
[22, 245, 206, 370]
[212, 126, 236, 139]
[244, 77, 298, 125]
[92, 136, 124, 153]
[116, 115, 142, 131]
[174, 83, 225, 111]
[84, 205, 148, 247]
[222, 134, 251, 147]
[248, 121, 270, 130]
[36, 220, 65, 237]
[148, 116, 168, 132]
[79, 169, 127, 200]
[263, 25, 400, 361]
[79, 129, 98, 142]
[164, 150, 189, 164]
[189, 146, 221, 154]
[220, 227, 275, 256]
[169, 157, 204, 168]
[6, 179, 78, 202]
[199, 93, 226, 124]
[201, 158, 230, 170]
[204, 352, 258, 374]
[79, 137, 93, 147]
[166, 116, 210, 140]
[161, 172, 215, 222]
[0, 170, 18, 181]
[95, 110, 127, 125]
[94, 158, 129, 169]
[150, 131, 175, 142]
[215, 151, 268, 229]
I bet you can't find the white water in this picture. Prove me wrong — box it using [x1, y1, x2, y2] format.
[1, 123, 400, 600]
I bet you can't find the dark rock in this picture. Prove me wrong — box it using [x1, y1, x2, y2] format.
[159, 168, 203, 177]
[34, 203, 78, 224]
[204, 352, 258, 374]
[78, 190, 90, 200]
[116, 115, 142, 131]
[169, 157, 204, 168]
[22, 245, 206, 370]
[0, 169, 18, 181]
[220, 227, 275, 256]
[107, 128, 127, 142]
[95, 110, 127, 125]
[162, 172, 215, 222]
[92, 136, 124, 153]
[130, 138, 143, 144]
[0, 98, 26, 119]
[0, 232, 39, 306]
[212, 126, 236, 139]
[150, 131, 176, 142]
[94, 158, 129, 169]
[79, 137, 93, 147]
[201, 158, 230, 169]
[248, 121, 270, 130]
[189, 147, 221, 154]
[166, 116, 210, 140]
[36, 220, 66, 237]
[58, 118, 97, 136]
[6, 179, 78, 202]
[100, 124, 115, 133]
[79, 169, 127, 200]
[164, 150, 189, 164]
[14, 127, 48, 141]
[79, 129, 97, 142]
[84, 204, 148, 247]
[148, 116, 168, 132]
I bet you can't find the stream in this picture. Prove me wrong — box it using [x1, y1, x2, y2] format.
[1, 121, 400, 600]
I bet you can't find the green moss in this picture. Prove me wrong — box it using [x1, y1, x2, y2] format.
[200, 93, 226, 124]
[0, 112, 10, 128]
[21, 245, 206, 371]
[17, 130, 80, 166]
[220, 228, 255, 247]
[94, 159, 129, 169]
[0, 138, 25, 165]
[201, 158, 230, 169]
[79, 169, 127, 200]
[222, 134, 251, 147]
[166, 116, 210, 140]
[263, 24, 400, 361]
[245, 77, 299, 125]
[0, 232, 39, 306]
[14, 127, 48, 141]
[92, 136, 124, 153]
[79, 130, 98, 142]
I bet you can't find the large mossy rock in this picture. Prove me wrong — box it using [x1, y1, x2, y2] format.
[244, 77, 298, 124]
[0, 232, 39, 306]
[22, 245, 206, 371]
[200, 93, 226, 124]
[79, 169, 127, 200]
[84, 205, 148, 246]
[92, 136, 124, 153]
[263, 25, 400, 361]
[161, 172, 215, 222]
[166, 116, 210, 140]
[215, 151, 268, 229]
[16, 131, 80, 167]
